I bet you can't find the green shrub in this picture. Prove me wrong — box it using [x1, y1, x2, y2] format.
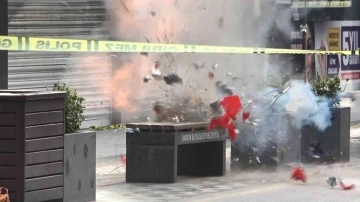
[52, 83, 85, 134]
[310, 75, 342, 106]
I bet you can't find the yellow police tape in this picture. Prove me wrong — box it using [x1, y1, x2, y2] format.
[0, 35, 359, 55]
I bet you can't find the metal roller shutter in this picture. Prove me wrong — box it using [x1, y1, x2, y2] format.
[8, 0, 112, 128]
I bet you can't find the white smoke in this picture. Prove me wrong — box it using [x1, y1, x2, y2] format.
[261, 80, 332, 131]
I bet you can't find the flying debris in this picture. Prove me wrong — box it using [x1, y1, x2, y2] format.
[120, 154, 126, 168]
[121, 1, 130, 12]
[143, 76, 153, 83]
[242, 111, 250, 121]
[271, 156, 280, 163]
[310, 141, 324, 156]
[209, 72, 215, 79]
[209, 95, 242, 141]
[154, 62, 160, 69]
[327, 177, 337, 188]
[193, 62, 205, 70]
[144, 37, 151, 43]
[140, 52, 149, 57]
[225, 72, 242, 80]
[172, 116, 180, 123]
[151, 63, 163, 80]
[210, 101, 221, 114]
[218, 17, 224, 29]
[264, 86, 290, 111]
[216, 82, 234, 98]
[291, 167, 307, 183]
[231, 157, 239, 163]
[212, 63, 219, 70]
[163, 73, 183, 85]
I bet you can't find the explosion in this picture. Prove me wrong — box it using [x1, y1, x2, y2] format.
[78, 0, 339, 132]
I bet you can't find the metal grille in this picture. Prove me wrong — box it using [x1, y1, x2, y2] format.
[8, 0, 112, 128]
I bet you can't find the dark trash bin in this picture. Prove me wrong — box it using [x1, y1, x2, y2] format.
[0, 90, 66, 202]
[301, 107, 350, 164]
[231, 113, 301, 170]
[126, 122, 227, 183]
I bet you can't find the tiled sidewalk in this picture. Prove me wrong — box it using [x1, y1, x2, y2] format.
[95, 128, 360, 201]
[95, 140, 360, 201]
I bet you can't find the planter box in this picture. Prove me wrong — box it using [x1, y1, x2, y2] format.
[301, 107, 350, 163]
[231, 114, 301, 170]
[0, 90, 66, 202]
[64, 131, 96, 202]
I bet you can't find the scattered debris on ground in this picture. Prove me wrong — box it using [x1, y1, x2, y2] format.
[89, 124, 125, 131]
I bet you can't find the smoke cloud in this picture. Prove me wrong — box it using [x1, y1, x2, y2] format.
[77, 0, 334, 134]
[260, 81, 332, 131]
[100, 0, 297, 122]
[72, 0, 342, 165]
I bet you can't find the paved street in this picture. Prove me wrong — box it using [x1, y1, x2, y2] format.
[95, 129, 360, 202]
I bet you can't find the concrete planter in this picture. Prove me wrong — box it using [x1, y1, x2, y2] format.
[301, 107, 350, 163]
[64, 131, 96, 202]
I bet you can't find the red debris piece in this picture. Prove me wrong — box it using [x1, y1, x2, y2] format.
[220, 95, 242, 120]
[209, 95, 243, 141]
[120, 154, 126, 168]
[242, 111, 250, 121]
[291, 167, 307, 183]
[209, 72, 215, 79]
[209, 115, 236, 141]
[339, 181, 355, 190]
[209, 114, 230, 129]
[227, 122, 236, 141]
[154, 62, 160, 69]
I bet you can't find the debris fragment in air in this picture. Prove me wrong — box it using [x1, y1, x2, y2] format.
[143, 76, 153, 83]
[218, 17, 224, 29]
[163, 73, 183, 85]
[120, 154, 126, 167]
[209, 72, 215, 79]
[212, 63, 219, 69]
[140, 52, 149, 57]
[172, 116, 180, 123]
[193, 63, 205, 69]
[291, 167, 307, 183]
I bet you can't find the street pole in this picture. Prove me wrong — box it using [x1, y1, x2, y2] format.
[0, 0, 8, 89]
[304, 0, 308, 83]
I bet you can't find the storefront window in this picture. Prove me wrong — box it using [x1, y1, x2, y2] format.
[286, 0, 359, 91]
